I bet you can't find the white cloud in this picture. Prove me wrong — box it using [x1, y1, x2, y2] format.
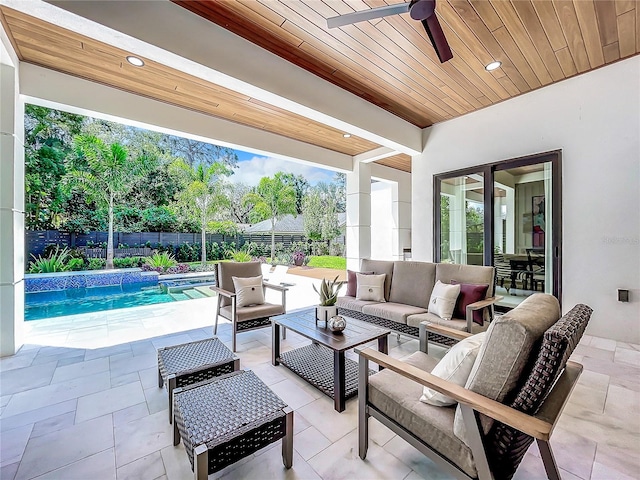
[230, 156, 335, 186]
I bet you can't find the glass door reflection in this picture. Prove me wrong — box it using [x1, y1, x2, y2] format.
[440, 174, 484, 265]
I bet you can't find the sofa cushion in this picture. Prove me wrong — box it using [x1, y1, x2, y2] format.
[428, 280, 461, 320]
[336, 295, 379, 313]
[362, 302, 427, 324]
[369, 351, 477, 478]
[361, 259, 395, 301]
[356, 273, 386, 302]
[435, 263, 495, 295]
[452, 281, 489, 325]
[453, 293, 561, 444]
[407, 313, 489, 334]
[388, 261, 436, 308]
[345, 270, 374, 297]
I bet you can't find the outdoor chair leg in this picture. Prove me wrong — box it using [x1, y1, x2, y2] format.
[282, 407, 294, 469]
[537, 440, 562, 480]
[358, 355, 369, 460]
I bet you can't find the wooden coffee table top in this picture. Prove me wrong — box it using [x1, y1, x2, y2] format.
[272, 309, 390, 353]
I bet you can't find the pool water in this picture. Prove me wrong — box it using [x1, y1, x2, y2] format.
[25, 282, 175, 321]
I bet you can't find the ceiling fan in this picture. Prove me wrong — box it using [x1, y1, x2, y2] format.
[326, 0, 453, 63]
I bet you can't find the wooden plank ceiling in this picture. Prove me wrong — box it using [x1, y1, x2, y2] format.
[176, 0, 640, 129]
[3, 1, 639, 175]
[0, 6, 414, 171]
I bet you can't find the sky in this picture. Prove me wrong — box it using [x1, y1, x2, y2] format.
[229, 149, 337, 187]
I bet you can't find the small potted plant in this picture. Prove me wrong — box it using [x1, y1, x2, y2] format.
[313, 275, 345, 325]
[292, 250, 305, 266]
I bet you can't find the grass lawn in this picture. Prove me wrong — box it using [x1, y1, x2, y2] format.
[307, 256, 346, 270]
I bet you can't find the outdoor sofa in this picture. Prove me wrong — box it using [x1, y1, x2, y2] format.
[337, 259, 500, 344]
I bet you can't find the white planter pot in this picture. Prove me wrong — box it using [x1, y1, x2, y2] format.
[315, 305, 338, 326]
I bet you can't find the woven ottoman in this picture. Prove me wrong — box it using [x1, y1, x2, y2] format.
[158, 337, 239, 423]
[173, 370, 293, 479]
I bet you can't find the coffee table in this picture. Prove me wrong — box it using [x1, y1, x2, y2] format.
[272, 309, 390, 412]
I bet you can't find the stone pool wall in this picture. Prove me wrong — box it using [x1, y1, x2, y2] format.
[25, 269, 159, 293]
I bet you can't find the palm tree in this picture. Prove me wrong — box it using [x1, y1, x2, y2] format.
[244, 172, 297, 263]
[171, 159, 231, 265]
[65, 135, 150, 269]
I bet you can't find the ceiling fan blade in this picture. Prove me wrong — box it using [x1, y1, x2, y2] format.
[327, 3, 410, 29]
[422, 15, 453, 63]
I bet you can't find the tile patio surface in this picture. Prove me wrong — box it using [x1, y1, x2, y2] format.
[1, 272, 639, 480]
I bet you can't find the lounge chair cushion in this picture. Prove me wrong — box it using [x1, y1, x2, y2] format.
[421, 332, 486, 406]
[232, 275, 264, 307]
[369, 351, 477, 478]
[219, 303, 285, 322]
[217, 261, 262, 307]
[361, 302, 427, 324]
[453, 293, 560, 444]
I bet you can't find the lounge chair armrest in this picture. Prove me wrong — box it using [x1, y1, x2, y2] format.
[356, 347, 554, 441]
[210, 286, 235, 299]
[264, 282, 288, 292]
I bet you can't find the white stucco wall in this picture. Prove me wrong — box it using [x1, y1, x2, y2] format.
[413, 56, 640, 343]
[371, 182, 393, 260]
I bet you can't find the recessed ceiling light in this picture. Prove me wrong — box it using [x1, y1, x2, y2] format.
[126, 56, 145, 67]
[485, 61, 501, 71]
[343, 133, 351, 138]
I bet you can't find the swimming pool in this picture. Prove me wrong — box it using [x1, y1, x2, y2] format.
[25, 282, 178, 321]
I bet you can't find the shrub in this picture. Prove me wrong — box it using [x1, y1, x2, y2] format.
[87, 258, 106, 270]
[28, 246, 70, 273]
[166, 264, 190, 274]
[145, 252, 177, 271]
[66, 258, 86, 271]
[113, 257, 145, 268]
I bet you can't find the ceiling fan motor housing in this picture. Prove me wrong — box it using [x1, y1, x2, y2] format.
[409, 0, 436, 21]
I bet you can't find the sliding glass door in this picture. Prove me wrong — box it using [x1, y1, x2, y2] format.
[439, 174, 485, 266]
[434, 151, 561, 307]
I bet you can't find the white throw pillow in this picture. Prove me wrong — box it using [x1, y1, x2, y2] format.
[232, 275, 265, 307]
[428, 280, 461, 320]
[420, 332, 486, 406]
[356, 273, 386, 302]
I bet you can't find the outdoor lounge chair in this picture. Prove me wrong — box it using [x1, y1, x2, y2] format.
[212, 261, 287, 352]
[357, 294, 592, 480]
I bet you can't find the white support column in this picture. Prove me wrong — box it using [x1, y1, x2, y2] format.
[346, 161, 371, 270]
[391, 176, 411, 261]
[0, 34, 25, 356]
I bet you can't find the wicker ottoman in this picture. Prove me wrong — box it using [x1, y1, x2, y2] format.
[158, 337, 239, 423]
[173, 370, 293, 479]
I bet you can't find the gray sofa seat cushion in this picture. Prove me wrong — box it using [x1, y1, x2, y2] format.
[388, 261, 436, 308]
[454, 293, 560, 443]
[336, 295, 380, 313]
[220, 303, 285, 322]
[362, 302, 428, 325]
[407, 312, 489, 333]
[361, 259, 395, 301]
[369, 351, 477, 478]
